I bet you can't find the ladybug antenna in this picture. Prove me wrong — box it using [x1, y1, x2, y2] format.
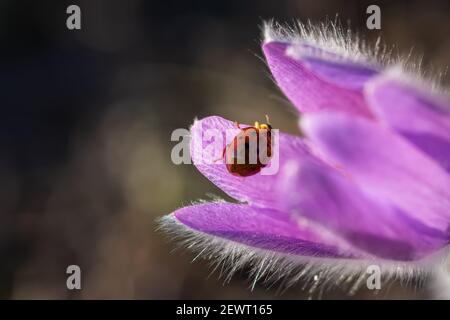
[265, 114, 270, 125]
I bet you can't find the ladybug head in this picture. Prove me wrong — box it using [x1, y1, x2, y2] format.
[254, 114, 272, 130]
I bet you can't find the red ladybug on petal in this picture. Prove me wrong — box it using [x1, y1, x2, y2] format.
[223, 115, 273, 177]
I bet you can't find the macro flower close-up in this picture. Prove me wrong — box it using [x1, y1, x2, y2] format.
[161, 21, 450, 296]
[5, 0, 450, 306]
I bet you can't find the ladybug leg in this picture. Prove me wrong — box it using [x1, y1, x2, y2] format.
[234, 121, 241, 129]
[265, 114, 270, 125]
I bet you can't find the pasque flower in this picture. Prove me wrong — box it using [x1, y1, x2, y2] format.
[160, 22, 450, 292]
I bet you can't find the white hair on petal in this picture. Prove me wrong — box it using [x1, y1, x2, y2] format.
[262, 19, 448, 95]
[157, 213, 450, 297]
[429, 257, 450, 299]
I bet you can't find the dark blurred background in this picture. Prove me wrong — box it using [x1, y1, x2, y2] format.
[0, 0, 449, 299]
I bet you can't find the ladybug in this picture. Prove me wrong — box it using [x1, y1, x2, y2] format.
[223, 115, 273, 177]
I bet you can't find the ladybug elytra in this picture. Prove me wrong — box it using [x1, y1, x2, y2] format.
[223, 115, 273, 177]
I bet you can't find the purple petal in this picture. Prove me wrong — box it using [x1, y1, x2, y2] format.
[366, 77, 450, 172]
[174, 202, 358, 258]
[262, 41, 373, 117]
[276, 158, 449, 260]
[190, 116, 317, 208]
[288, 43, 379, 90]
[302, 113, 450, 236]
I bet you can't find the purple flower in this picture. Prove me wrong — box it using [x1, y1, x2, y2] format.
[160, 22, 450, 292]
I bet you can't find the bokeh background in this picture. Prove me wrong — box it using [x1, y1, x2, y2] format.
[1, 0, 449, 299]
